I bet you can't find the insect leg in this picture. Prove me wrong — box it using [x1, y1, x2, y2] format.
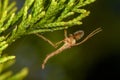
[35, 33, 57, 48]
[64, 29, 68, 38]
[55, 40, 64, 47]
[55, 29, 68, 47]
[52, 30, 68, 47]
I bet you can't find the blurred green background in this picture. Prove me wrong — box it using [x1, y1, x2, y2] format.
[5, 0, 120, 80]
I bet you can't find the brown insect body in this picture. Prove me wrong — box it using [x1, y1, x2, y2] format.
[36, 28, 102, 69]
[42, 31, 84, 69]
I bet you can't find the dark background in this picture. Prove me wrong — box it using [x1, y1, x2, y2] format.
[5, 0, 120, 80]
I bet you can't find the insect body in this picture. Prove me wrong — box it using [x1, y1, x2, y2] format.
[36, 28, 102, 69]
[42, 30, 84, 69]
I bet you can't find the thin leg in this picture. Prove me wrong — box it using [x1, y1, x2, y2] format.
[35, 33, 57, 48]
[55, 40, 63, 47]
[54, 30, 68, 47]
[64, 30, 67, 38]
[74, 27, 102, 46]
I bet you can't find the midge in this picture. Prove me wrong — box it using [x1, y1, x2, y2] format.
[36, 28, 102, 69]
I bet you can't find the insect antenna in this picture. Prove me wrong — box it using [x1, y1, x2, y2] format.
[74, 27, 102, 46]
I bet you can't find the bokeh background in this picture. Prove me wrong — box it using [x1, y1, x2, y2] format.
[5, 0, 120, 80]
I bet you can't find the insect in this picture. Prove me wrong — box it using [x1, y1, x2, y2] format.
[35, 28, 102, 69]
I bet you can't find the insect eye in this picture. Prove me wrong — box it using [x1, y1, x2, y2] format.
[74, 30, 84, 40]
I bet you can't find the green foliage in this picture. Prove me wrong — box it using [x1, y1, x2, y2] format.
[0, 0, 96, 79]
[0, 59, 28, 80]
